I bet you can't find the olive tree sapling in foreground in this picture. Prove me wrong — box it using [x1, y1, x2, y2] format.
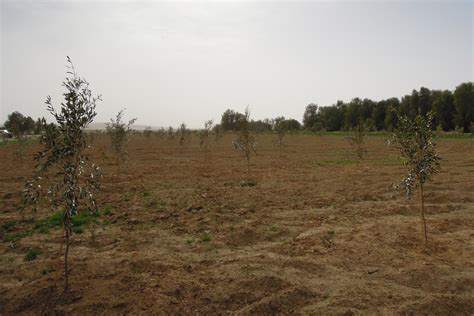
[394, 111, 440, 246]
[21, 57, 102, 290]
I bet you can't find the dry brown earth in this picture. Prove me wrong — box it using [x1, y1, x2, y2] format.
[1, 133, 473, 314]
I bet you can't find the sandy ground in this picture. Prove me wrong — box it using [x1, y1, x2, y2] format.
[0, 133, 473, 315]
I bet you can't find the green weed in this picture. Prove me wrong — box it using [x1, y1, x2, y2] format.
[24, 248, 40, 262]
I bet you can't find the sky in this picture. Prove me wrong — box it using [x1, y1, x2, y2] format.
[1, 0, 473, 128]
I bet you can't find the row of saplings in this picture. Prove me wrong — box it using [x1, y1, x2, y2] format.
[19, 58, 440, 291]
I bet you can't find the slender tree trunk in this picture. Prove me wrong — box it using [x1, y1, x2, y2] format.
[419, 182, 428, 246]
[247, 155, 250, 173]
[64, 229, 70, 290]
[116, 156, 121, 176]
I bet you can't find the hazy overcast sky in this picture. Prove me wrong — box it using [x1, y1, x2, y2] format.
[1, 0, 473, 128]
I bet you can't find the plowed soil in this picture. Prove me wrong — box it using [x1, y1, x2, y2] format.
[1, 134, 473, 315]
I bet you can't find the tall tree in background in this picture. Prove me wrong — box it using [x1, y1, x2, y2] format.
[4, 111, 35, 159]
[344, 98, 362, 130]
[453, 82, 474, 132]
[4, 111, 35, 136]
[302, 103, 320, 130]
[372, 100, 387, 131]
[418, 87, 432, 116]
[221, 109, 245, 131]
[384, 100, 400, 132]
[432, 90, 455, 131]
[319, 102, 345, 132]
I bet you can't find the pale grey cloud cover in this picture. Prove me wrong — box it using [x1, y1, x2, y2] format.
[1, 0, 473, 128]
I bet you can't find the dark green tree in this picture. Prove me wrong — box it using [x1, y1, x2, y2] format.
[453, 82, 474, 132]
[432, 90, 455, 131]
[4, 111, 35, 136]
[221, 109, 245, 131]
[302, 103, 320, 130]
[319, 101, 345, 132]
[372, 100, 387, 131]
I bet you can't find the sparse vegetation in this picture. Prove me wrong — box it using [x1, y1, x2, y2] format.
[2, 3, 473, 313]
[24, 248, 40, 262]
[274, 118, 287, 157]
[347, 122, 367, 160]
[233, 107, 257, 172]
[394, 111, 441, 246]
[177, 122, 189, 146]
[199, 119, 214, 157]
[106, 109, 137, 175]
[200, 233, 211, 242]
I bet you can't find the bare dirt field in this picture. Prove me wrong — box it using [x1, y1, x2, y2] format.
[1, 133, 473, 315]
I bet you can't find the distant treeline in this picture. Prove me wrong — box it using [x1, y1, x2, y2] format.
[217, 82, 473, 133]
[2, 111, 46, 136]
[3, 82, 473, 136]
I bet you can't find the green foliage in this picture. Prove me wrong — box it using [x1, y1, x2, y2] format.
[221, 109, 246, 131]
[102, 206, 112, 216]
[1, 220, 17, 232]
[106, 109, 137, 174]
[4, 111, 35, 136]
[33, 211, 63, 232]
[432, 90, 455, 131]
[33, 208, 101, 233]
[3, 230, 32, 242]
[20, 57, 102, 289]
[299, 82, 471, 133]
[24, 248, 40, 262]
[303, 103, 320, 130]
[453, 82, 474, 133]
[3, 111, 35, 160]
[394, 112, 441, 198]
[71, 210, 100, 227]
[394, 111, 441, 245]
[200, 233, 211, 242]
